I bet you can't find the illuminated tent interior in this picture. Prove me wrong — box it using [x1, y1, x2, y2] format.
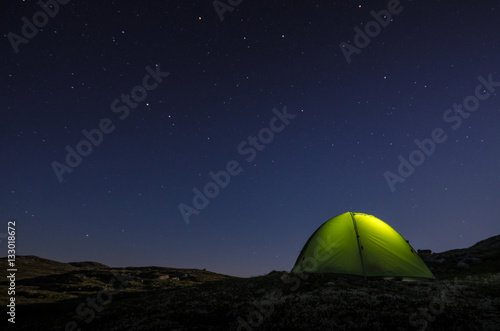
[292, 212, 435, 279]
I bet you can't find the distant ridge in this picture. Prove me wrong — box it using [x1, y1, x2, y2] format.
[0, 255, 106, 280]
[2, 234, 499, 280]
[418, 234, 500, 277]
[68, 261, 110, 269]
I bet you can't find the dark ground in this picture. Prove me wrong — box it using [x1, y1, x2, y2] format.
[2, 235, 500, 330]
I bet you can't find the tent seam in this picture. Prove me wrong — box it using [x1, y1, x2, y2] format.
[350, 212, 366, 278]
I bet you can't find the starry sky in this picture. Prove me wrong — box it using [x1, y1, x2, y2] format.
[1, 0, 499, 277]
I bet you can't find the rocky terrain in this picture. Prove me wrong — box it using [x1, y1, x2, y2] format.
[2, 235, 500, 330]
[419, 235, 500, 277]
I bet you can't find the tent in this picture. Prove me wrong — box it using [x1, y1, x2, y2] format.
[291, 212, 435, 279]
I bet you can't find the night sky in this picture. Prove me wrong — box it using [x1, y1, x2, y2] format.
[1, 1, 499, 277]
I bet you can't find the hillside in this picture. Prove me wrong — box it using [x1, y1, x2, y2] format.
[2, 235, 500, 330]
[418, 234, 500, 277]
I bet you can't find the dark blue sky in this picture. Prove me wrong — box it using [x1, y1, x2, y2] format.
[1, 0, 499, 276]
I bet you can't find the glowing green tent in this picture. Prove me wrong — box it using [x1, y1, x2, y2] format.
[291, 212, 435, 279]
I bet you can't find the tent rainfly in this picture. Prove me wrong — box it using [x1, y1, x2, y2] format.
[291, 212, 435, 279]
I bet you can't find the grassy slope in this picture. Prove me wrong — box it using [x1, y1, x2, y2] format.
[2, 235, 500, 330]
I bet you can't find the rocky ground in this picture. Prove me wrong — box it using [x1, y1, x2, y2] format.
[2, 235, 500, 330]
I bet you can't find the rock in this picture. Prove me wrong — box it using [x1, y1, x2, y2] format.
[424, 254, 446, 264]
[465, 257, 482, 264]
[456, 261, 470, 268]
[169, 272, 187, 279]
[280, 274, 290, 282]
